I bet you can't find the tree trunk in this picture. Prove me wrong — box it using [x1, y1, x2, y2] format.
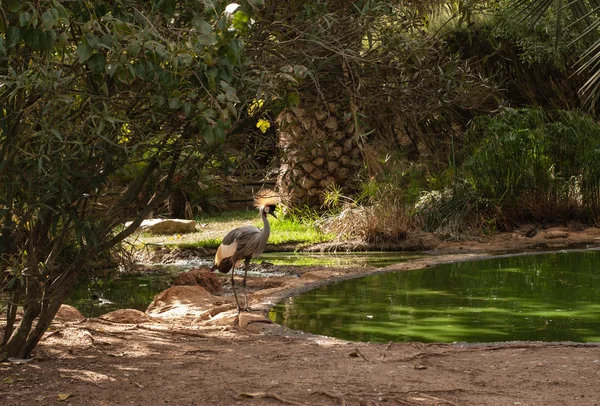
[22, 270, 80, 356]
[0, 269, 80, 361]
[1, 283, 42, 359]
[1, 290, 21, 347]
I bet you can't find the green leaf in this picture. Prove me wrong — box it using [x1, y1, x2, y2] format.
[6, 26, 22, 49]
[41, 8, 60, 30]
[19, 12, 32, 27]
[203, 126, 216, 146]
[106, 63, 119, 76]
[214, 122, 226, 142]
[168, 98, 182, 110]
[127, 43, 141, 56]
[87, 53, 106, 73]
[84, 33, 101, 48]
[288, 91, 300, 107]
[195, 116, 208, 132]
[0, 36, 4, 56]
[8, 0, 20, 12]
[197, 32, 217, 46]
[193, 17, 213, 34]
[232, 11, 249, 31]
[225, 87, 240, 103]
[183, 103, 194, 117]
[24, 29, 56, 51]
[76, 43, 93, 62]
[117, 68, 135, 84]
[202, 0, 216, 10]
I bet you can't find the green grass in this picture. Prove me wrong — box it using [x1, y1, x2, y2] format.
[138, 210, 334, 250]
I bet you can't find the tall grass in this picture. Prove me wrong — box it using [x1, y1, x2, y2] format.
[463, 107, 600, 225]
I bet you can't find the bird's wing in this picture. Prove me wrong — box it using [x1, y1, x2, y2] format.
[217, 226, 261, 260]
[222, 226, 260, 245]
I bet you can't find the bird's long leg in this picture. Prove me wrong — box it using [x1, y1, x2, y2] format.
[241, 258, 251, 310]
[242, 258, 251, 287]
[231, 265, 242, 311]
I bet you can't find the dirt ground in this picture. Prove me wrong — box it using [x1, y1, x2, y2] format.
[3, 225, 600, 406]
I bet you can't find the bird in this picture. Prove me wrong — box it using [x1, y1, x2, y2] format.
[210, 190, 279, 311]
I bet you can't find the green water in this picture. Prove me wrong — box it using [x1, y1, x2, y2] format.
[260, 251, 421, 267]
[269, 250, 600, 343]
[65, 252, 417, 317]
[66, 271, 173, 318]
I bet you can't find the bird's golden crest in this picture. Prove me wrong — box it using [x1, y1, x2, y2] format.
[254, 189, 280, 209]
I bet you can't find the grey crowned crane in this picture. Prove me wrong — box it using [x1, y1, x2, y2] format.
[210, 190, 279, 311]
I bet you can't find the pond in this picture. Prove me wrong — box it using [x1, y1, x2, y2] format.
[66, 251, 419, 317]
[269, 250, 600, 343]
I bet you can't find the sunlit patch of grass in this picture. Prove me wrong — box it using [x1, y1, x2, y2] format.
[136, 210, 335, 250]
[268, 216, 334, 245]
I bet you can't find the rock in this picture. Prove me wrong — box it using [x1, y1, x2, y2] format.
[545, 230, 569, 239]
[146, 285, 229, 319]
[101, 309, 156, 324]
[172, 267, 222, 294]
[55, 304, 85, 322]
[125, 219, 197, 235]
[237, 313, 272, 329]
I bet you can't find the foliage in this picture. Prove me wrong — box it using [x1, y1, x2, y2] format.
[0, 0, 256, 360]
[464, 107, 600, 225]
[509, 0, 600, 107]
[319, 154, 414, 244]
[413, 181, 482, 235]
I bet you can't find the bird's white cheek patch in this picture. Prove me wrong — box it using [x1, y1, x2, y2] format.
[220, 241, 238, 259]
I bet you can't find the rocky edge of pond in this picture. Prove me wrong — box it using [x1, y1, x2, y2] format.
[64, 223, 600, 330]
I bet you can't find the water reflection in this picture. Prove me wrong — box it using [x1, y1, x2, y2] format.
[65, 251, 418, 317]
[269, 251, 600, 343]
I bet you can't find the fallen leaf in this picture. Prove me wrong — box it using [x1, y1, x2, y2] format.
[58, 393, 71, 401]
[134, 382, 144, 388]
[3, 377, 14, 384]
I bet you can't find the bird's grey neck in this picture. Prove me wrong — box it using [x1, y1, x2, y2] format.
[261, 211, 271, 245]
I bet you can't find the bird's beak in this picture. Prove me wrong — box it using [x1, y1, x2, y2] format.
[269, 211, 277, 219]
